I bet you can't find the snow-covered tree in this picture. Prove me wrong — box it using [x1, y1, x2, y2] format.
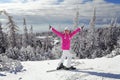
[18, 47, 26, 61]
[114, 18, 117, 27]
[4, 11, 18, 48]
[106, 48, 120, 58]
[88, 7, 96, 48]
[0, 54, 23, 73]
[0, 22, 5, 53]
[104, 20, 118, 52]
[5, 47, 20, 60]
[72, 6, 80, 57]
[26, 45, 35, 61]
[109, 18, 118, 28]
[35, 46, 42, 60]
[117, 36, 120, 47]
[28, 25, 35, 47]
[22, 18, 28, 48]
[36, 46, 41, 54]
[82, 7, 101, 58]
[51, 39, 62, 59]
[19, 46, 36, 61]
[16, 33, 22, 48]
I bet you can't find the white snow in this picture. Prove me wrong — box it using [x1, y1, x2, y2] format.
[0, 55, 120, 80]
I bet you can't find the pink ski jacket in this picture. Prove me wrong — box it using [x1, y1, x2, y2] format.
[52, 27, 80, 50]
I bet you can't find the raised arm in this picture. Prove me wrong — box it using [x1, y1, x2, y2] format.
[51, 27, 63, 37]
[70, 28, 81, 37]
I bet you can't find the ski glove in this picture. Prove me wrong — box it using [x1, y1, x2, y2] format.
[80, 25, 84, 30]
[49, 25, 52, 30]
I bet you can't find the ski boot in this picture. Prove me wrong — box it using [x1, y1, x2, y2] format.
[56, 63, 65, 70]
[64, 67, 70, 70]
[70, 66, 76, 70]
[64, 66, 76, 70]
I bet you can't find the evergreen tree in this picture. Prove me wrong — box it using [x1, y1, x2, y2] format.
[88, 7, 96, 48]
[29, 25, 35, 47]
[26, 45, 35, 61]
[0, 22, 5, 53]
[72, 6, 80, 57]
[117, 36, 120, 47]
[35, 46, 42, 60]
[52, 43, 61, 59]
[5, 47, 20, 60]
[19, 47, 27, 61]
[22, 18, 28, 48]
[4, 11, 18, 48]
[83, 7, 98, 58]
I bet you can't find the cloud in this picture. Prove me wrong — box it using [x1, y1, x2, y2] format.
[0, 0, 120, 32]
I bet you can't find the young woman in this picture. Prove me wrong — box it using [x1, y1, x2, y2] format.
[50, 26, 83, 70]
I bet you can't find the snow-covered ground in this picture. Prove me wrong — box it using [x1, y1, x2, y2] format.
[0, 55, 120, 80]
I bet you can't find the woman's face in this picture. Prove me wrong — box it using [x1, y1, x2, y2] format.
[64, 30, 70, 34]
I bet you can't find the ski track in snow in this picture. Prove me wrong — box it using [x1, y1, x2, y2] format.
[0, 55, 120, 80]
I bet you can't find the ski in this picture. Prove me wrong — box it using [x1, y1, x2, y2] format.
[46, 69, 79, 72]
[46, 67, 93, 72]
[46, 69, 63, 72]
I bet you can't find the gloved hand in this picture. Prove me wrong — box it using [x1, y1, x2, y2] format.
[80, 25, 84, 29]
[49, 25, 52, 30]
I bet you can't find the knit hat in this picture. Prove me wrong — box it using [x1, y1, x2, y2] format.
[64, 27, 69, 30]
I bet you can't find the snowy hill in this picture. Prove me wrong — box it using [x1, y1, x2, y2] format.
[0, 55, 120, 80]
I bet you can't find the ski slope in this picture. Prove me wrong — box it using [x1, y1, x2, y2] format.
[0, 55, 120, 80]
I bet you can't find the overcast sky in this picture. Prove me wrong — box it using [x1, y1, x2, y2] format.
[0, 0, 120, 33]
